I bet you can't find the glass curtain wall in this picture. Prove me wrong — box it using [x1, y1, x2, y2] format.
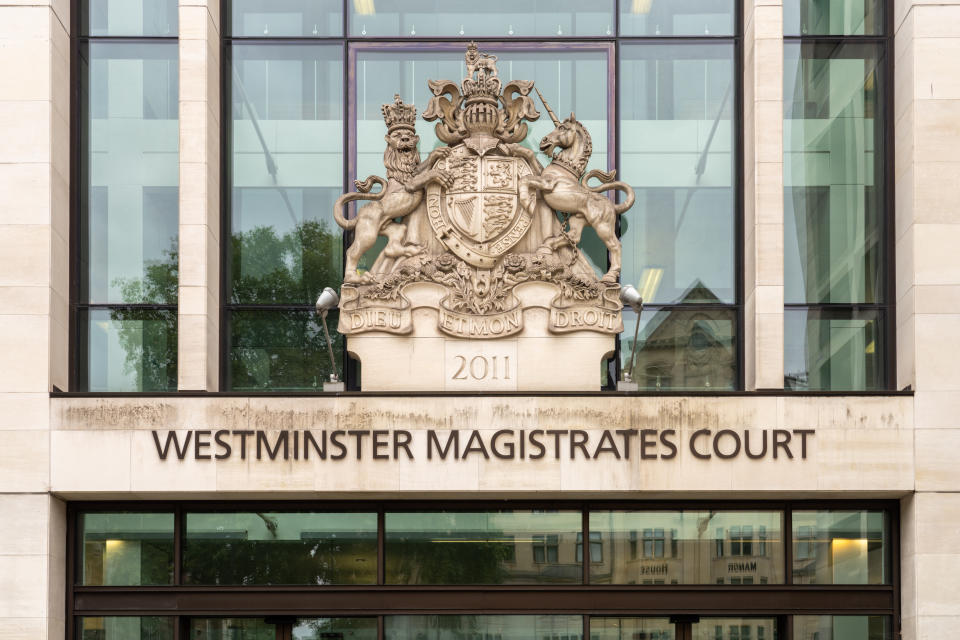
[618, 12, 739, 391]
[76, 0, 179, 391]
[783, 1, 891, 390]
[222, 1, 740, 390]
[71, 504, 896, 639]
[225, 33, 345, 390]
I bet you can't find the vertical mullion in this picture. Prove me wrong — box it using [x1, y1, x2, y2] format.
[779, 615, 793, 640]
[219, 35, 231, 391]
[65, 506, 76, 640]
[377, 507, 385, 585]
[582, 507, 590, 584]
[174, 505, 183, 585]
[583, 613, 590, 640]
[783, 506, 792, 585]
[889, 503, 901, 633]
[378, 614, 385, 640]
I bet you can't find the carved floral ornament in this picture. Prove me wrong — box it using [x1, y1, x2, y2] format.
[333, 43, 636, 340]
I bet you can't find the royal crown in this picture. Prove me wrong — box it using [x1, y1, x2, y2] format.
[382, 94, 417, 133]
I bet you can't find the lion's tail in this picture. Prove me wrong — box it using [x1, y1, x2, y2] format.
[583, 169, 636, 215]
[332, 176, 388, 230]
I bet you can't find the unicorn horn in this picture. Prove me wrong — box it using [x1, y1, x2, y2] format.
[535, 87, 562, 127]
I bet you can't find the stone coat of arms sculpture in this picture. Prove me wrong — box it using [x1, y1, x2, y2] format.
[332, 43, 636, 391]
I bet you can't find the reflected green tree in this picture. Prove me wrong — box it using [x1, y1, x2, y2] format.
[229, 218, 343, 389]
[108, 244, 178, 392]
[387, 537, 512, 585]
[184, 535, 376, 585]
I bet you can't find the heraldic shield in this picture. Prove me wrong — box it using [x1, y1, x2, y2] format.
[426, 147, 534, 268]
[330, 42, 638, 391]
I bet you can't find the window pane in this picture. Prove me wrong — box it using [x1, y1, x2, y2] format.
[355, 47, 609, 276]
[229, 44, 344, 305]
[228, 309, 341, 390]
[784, 308, 885, 391]
[592, 618, 675, 639]
[79, 309, 177, 392]
[293, 619, 378, 640]
[784, 42, 885, 304]
[784, 0, 883, 36]
[619, 0, 735, 36]
[792, 511, 888, 584]
[81, 0, 178, 36]
[349, 0, 615, 38]
[80, 513, 174, 586]
[620, 43, 736, 305]
[386, 511, 582, 584]
[190, 619, 276, 639]
[794, 616, 892, 640]
[692, 618, 777, 640]
[589, 511, 784, 584]
[184, 512, 377, 585]
[79, 617, 174, 640]
[621, 307, 737, 391]
[385, 615, 582, 639]
[80, 42, 179, 305]
[228, 0, 344, 37]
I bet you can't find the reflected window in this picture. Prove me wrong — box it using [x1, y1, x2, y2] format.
[784, 0, 884, 36]
[79, 617, 174, 640]
[589, 511, 783, 585]
[81, 0, 178, 36]
[77, 40, 179, 391]
[619, 0, 735, 36]
[692, 618, 776, 640]
[386, 511, 582, 584]
[784, 34, 890, 390]
[794, 616, 891, 640]
[184, 512, 377, 585]
[592, 617, 675, 640]
[227, 0, 343, 37]
[619, 41, 738, 390]
[349, 0, 615, 38]
[792, 510, 888, 585]
[385, 615, 582, 639]
[621, 307, 736, 391]
[226, 43, 344, 389]
[80, 513, 174, 586]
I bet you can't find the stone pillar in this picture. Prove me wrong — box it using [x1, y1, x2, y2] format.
[895, 2, 960, 638]
[178, 0, 221, 390]
[0, 0, 68, 635]
[742, 0, 785, 391]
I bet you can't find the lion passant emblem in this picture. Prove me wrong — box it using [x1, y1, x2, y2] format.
[332, 43, 635, 344]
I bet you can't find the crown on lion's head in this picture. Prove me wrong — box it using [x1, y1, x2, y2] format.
[381, 94, 417, 133]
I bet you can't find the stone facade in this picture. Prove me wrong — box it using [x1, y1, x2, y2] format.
[0, 0, 956, 638]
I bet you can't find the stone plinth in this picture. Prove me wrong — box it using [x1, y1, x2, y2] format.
[344, 282, 616, 391]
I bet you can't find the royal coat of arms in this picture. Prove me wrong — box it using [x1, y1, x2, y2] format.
[333, 42, 635, 357]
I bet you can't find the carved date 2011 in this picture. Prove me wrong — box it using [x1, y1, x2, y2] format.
[451, 354, 512, 381]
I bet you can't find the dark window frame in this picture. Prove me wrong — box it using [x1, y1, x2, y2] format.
[66, 498, 900, 639]
[69, 4, 180, 392]
[782, 1, 896, 392]
[216, 0, 745, 392]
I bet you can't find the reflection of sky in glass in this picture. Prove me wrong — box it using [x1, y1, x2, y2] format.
[619, 0, 735, 36]
[784, 309, 882, 391]
[619, 43, 735, 306]
[784, 45, 882, 305]
[84, 43, 179, 305]
[349, 0, 614, 37]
